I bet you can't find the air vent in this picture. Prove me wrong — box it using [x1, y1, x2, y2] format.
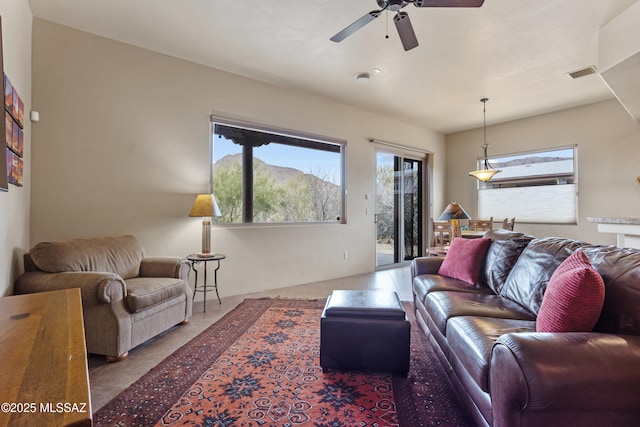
[567, 66, 598, 79]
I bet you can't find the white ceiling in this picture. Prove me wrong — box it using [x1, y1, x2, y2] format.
[28, 0, 639, 134]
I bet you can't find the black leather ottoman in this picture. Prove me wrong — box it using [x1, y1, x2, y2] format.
[320, 290, 410, 376]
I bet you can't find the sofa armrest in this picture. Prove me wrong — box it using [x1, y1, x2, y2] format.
[15, 271, 126, 306]
[411, 256, 444, 278]
[139, 257, 190, 280]
[491, 332, 640, 427]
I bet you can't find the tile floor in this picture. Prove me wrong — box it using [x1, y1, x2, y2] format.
[88, 265, 413, 412]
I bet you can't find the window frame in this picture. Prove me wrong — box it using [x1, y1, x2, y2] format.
[476, 145, 578, 225]
[209, 116, 347, 226]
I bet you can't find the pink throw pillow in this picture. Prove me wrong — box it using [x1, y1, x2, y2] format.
[437, 237, 491, 285]
[536, 250, 605, 333]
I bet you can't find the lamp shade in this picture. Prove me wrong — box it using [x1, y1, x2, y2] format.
[438, 202, 471, 221]
[468, 168, 501, 182]
[189, 194, 222, 217]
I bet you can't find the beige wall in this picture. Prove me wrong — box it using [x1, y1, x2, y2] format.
[445, 99, 640, 245]
[0, 2, 32, 296]
[18, 16, 640, 300]
[30, 19, 445, 298]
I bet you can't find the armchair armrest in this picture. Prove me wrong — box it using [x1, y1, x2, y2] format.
[15, 271, 126, 307]
[491, 332, 640, 427]
[139, 257, 190, 279]
[411, 256, 444, 278]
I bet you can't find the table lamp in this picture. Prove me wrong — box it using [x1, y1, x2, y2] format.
[438, 202, 471, 238]
[189, 194, 222, 256]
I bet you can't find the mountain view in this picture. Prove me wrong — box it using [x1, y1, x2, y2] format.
[486, 149, 575, 182]
[214, 154, 339, 191]
[492, 155, 571, 168]
[213, 154, 341, 223]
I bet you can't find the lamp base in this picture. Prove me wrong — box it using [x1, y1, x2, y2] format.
[196, 252, 215, 258]
[201, 219, 211, 255]
[451, 219, 462, 238]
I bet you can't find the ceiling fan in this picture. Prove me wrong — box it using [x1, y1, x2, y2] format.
[330, 0, 485, 51]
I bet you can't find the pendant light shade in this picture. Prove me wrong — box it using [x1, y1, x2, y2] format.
[469, 98, 501, 182]
[468, 168, 500, 181]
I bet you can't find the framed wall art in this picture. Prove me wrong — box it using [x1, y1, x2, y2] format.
[2, 17, 26, 189]
[8, 149, 22, 186]
[0, 17, 7, 192]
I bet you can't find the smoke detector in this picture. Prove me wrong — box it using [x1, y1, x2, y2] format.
[354, 72, 371, 82]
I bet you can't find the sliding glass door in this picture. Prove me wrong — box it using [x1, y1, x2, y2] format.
[375, 151, 425, 267]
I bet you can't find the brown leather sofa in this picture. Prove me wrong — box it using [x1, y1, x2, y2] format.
[412, 229, 640, 427]
[15, 235, 192, 361]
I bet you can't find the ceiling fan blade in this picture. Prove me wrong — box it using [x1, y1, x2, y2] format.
[330, 10, 382, 42]
[394, 11, 419, 51]
[414, 0, 485, 7]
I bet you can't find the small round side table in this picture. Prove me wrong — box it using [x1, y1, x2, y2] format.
[186, 253, 226, 312]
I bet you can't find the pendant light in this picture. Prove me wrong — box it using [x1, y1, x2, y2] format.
[468, 98, 501, 182]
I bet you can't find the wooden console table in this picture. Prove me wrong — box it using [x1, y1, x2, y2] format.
[0, 289, 92, 427]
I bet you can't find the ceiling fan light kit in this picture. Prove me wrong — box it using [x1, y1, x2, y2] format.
[330, 0, 485, 51]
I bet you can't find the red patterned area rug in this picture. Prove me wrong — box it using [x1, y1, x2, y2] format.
[95, 298, 473, 426]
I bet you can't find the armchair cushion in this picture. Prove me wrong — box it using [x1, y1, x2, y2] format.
[125, 277, 187, 313]
[30, 235, 144, 279]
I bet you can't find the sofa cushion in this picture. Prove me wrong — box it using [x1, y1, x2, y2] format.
[438, 238, 491, 285]
[500, 237, 588, 315]
[413, 274, 494, 306]
[30, 235, 144, 280]
[424, 291, 536, 337]
[536, 250, 605, 332]
[480, 229, 536, 294]
[582, 245, 640, 335]
[125, 277, 187, 313]
[447, 316, 535, 392]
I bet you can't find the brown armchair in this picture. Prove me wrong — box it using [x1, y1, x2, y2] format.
[15, 235, 192, 361]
